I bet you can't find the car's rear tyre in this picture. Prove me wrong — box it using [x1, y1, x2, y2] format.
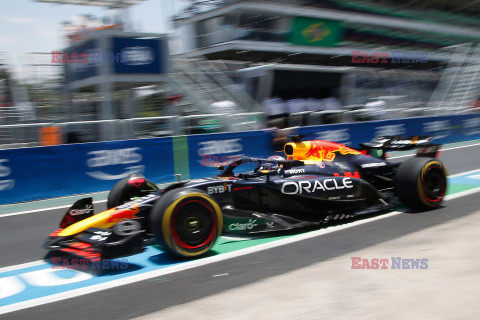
[107, 174, 159, 209]
[150, 188, 223, 258]
[395, 157, 447, 210]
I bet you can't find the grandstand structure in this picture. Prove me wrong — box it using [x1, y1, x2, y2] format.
[171, 0, 480, 117]
[0, 53, 35, 124]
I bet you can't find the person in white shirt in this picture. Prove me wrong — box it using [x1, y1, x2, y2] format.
[263, 97, 288, 120]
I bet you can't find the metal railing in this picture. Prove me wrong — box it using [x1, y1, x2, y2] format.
[283, 104, 474, 130]
[0, 103, 474, 149]
[0, 112, 267, 149]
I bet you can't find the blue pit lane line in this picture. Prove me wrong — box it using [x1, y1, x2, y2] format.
[0, 246, 182, 307]
[1, 165, 480, 314]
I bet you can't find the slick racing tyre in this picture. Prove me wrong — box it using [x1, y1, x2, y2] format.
[107, 174, 159, 209]
[150, 188, 223, 258]
[395, 157, 447, 210]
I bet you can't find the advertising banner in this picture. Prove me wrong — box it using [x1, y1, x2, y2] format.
[64, 39, 99, 83]
[0, 137, 174, 205]
[112, 37, 166, 74]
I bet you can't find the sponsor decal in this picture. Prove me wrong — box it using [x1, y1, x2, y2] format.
[0, 159, 14, 191]
[304, 141, 360, 162]
[113, 219, 141, 236]
[207, 184, 232, 194]
[281, 178, 354, 194]
[86, 147, 144, 180]
[333, 171, 361, 179]
[351, 257, 429, 269]
[227, 219, 258, 231]
[361, 162, 387, 168]
[106, 207, 140, 224]
[69, 204, 93, 216]
[90, 230, 111, 242]
[198, 139, 244, 167]
[285, 168, 306, 175]
[375, 124, 406, 137]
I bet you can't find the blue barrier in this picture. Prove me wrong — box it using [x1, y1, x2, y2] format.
[0, 137, 174, 205]
[0, 114, 479, 205]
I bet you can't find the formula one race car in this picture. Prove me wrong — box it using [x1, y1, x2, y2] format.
[45, 135, 447, 260]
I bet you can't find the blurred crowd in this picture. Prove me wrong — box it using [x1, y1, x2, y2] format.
[264, 96, 342, 120]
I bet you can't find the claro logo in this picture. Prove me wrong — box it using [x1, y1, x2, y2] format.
[86, 147, 144, 180]
[0, 159, 14, 191]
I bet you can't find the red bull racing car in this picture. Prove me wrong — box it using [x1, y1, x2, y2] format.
[45, 135, 447, 260]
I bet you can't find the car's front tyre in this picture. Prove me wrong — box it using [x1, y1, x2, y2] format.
[150, 188, 223, 258]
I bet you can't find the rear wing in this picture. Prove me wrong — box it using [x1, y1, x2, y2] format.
[360, 136, 441, 159]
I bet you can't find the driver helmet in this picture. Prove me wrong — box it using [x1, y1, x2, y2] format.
[258, 162, 279, 173]
[268, 155, 285, 161]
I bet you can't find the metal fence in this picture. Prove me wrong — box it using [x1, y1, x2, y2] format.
[1, 105, 474, 149]
[284, 105, 473, 129]
[0, 112, 266, 148]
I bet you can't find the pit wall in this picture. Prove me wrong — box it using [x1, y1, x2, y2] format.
[0, 114, 479, 205]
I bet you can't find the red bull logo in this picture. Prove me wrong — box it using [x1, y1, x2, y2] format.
[106, 207, 140, 224]
[304, 141, 360, 162]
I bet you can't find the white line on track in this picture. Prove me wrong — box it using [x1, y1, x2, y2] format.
[445, 186, 480, 201]
[1, 182, 480, 315]
[0, 200, 107, 218]
[0, 261, 45, 273]
[448, 168, 480, 178]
